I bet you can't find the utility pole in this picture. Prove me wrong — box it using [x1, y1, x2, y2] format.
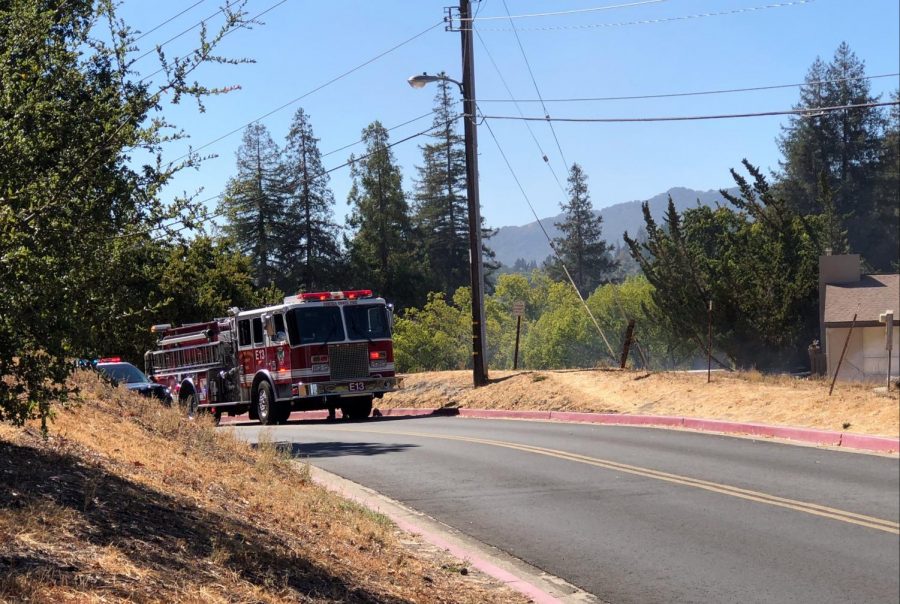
[459, 0, 488, 387]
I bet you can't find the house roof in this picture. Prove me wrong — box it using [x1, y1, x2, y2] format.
[824, 274, 900, 326]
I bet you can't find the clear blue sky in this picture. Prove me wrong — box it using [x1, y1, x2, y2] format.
[117, 0, 899, 230]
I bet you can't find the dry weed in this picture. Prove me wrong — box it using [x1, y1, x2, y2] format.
[1, 370, 522, 603]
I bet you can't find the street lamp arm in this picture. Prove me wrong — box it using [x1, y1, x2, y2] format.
[407, 72, 464, 94]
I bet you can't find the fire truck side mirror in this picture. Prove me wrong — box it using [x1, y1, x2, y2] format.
[386, 303, 394, 331]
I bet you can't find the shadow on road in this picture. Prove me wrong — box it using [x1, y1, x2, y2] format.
[288, 440, 419, 459]
[222, 408, 458, 428]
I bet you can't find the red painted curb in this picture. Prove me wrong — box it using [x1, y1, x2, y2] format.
[458, 408, 551, 420]
[219, 405, 898, 454]
[839, 433, 900, 453]
[377, 408, 463, 418]
[681, 418, 843, 446]
[549, 411, 684, 427]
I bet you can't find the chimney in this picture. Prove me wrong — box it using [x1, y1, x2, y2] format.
[818, 254, 860, 353]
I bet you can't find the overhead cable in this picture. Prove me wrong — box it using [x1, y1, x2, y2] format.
[500, 0, 570, 170]
[166, 20, 445, 166]
[478, 111, 619, 363]
[476, 73, 900, 104]
[475, 29, 567, 196]
[132, 0, 246, 64]
[480, 101, 900, 123]
[467, 0, 667, 21]
[476, 0, 815, 32]
[138, 0, 288, 84]
[133, 0, 207, 42]
[127, 116, 464, 241]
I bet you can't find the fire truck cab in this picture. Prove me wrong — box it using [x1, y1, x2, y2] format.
[145, 290, 401, 424]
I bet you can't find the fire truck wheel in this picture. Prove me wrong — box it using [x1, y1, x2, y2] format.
[340, 396, 373, 421]
[255, 381, 276, 425]
[272, 402, 292, 425]
[181, 390, 199, 420]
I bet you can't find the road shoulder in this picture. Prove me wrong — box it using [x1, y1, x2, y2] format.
[307, 464, 602, 604]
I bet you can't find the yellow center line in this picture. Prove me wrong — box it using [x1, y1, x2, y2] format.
[326, 427, 899, 535]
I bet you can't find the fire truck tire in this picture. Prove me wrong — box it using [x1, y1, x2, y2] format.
[340, 396, 373, 421]
[255, 381, 276, 425]
[272, 402, 292, 425]
[181, 389, 199, 420]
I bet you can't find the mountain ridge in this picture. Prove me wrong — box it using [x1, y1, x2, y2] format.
[488, 186, 736, 266]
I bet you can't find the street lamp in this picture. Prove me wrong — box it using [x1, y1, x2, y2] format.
[407, 70, 488, 387]
[407, 73, 462, 91]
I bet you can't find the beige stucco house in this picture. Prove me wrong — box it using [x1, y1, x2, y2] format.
[819, 254, 899, 383]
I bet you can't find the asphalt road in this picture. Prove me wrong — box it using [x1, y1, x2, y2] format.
[229, 416, 900, 604]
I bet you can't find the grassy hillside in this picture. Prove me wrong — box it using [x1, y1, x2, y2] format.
[0, 372, 522, 603]
[383, 369, 899, 437]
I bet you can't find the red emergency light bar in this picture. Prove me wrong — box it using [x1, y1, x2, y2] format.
[98, 357, 121, 363]
[298, 290, 373, 302]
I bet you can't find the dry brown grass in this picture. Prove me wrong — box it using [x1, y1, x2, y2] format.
[0, 371, 524, 603]
[382, 369, 900, 437]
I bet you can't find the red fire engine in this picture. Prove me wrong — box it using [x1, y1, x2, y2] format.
[144, 289, 402, 424]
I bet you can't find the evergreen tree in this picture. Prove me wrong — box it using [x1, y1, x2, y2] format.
[218, 123, 286, 289]
[281, 108, 341, 292]
[870, 89, 900, 270]
[625, 161, 823, 369]
[345, 121, 425, 308]
[413, 75, 470, 296]
[544, 163, 617, 295]
[777, 42, 894, 269]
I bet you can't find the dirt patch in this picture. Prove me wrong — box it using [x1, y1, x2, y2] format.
[382, 369, 900, 437]
[0, 372, 525, 603]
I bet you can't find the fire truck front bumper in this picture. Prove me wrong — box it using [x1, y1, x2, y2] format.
[291, 376, 403, 399]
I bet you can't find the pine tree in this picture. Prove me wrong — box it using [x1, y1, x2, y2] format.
[281, 108, 340, 292]
[413, 75, 470, 296]
[778, 42, 894, 268]
[870, 89, 900, 270]
[544, 163, 617, 295]
[218, 123, 286, 288]
[345, 121, 425, 308]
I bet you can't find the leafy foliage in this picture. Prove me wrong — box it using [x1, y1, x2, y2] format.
[0, 0, 252, 428]
[393, 272, 680, 372]
[625, 161, 823, 369]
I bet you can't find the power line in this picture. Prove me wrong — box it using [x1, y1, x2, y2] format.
[166, 20, 445, 166]
[133, 0, 208, 42]
[475, 29, 568, 196]
[476, 0, 816, 32]
[478, 112, 619, 362]
[480, 101, 900, 123]
[500, 0, 570, 173]
[476, 73, 900, 104]
[126, 116, 463, 242]
[14, 0, 275, 221]
[132, 0, 247, 64]
[321, 111, 435, 158]
[468, 0, 667, 21]
[138, 0, 287, 84]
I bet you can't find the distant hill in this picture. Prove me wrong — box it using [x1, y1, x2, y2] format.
[488, 186, 736, 266]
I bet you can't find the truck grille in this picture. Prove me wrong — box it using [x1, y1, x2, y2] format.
[329, 343, 369, 380]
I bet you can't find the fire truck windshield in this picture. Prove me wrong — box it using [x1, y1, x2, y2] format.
[344, 304, 391, 340]
[286, 306, 345, 345]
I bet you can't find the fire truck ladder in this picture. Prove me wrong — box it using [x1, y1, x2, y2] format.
[150, 341, 226, 377]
